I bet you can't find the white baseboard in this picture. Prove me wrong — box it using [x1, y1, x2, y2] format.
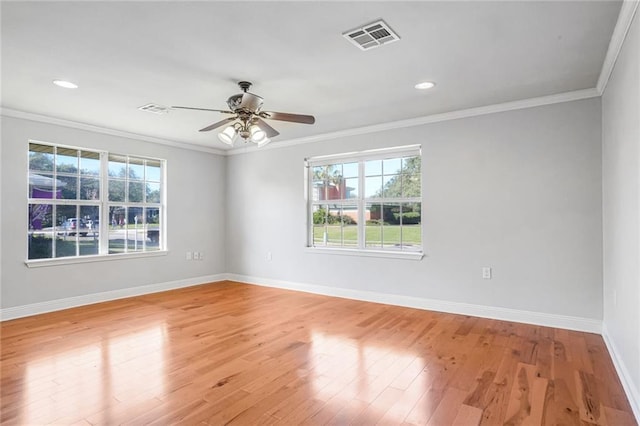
[226, 273, 602, 334]
[602, 324, 640, 423]
[2, 272, 603, 335]
[0, 274, 227, 321]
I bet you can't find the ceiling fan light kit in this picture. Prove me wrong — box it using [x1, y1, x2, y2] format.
[217, 125, 238, 145]
[172, 81, 315, 148]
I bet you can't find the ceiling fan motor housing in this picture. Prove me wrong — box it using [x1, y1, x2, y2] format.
[227, 92, 264, 113]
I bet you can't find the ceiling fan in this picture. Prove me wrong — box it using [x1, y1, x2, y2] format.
[172, 81, 315, 147]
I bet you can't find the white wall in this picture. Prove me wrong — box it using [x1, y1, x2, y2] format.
[602, 8, 640, 416]
[226, 98, 603, 321]
[0, 116, 227, 310]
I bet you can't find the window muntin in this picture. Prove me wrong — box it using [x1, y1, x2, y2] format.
[27, 142, 165, 261]
[307, 146, 422, 254]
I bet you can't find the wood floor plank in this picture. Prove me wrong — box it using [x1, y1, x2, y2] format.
[0, 280, 636, 425]
[452, 404, 483, 426]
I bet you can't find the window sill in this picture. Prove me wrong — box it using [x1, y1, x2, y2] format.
[304, 247, 424, 260]
[25, 250, 168, 268]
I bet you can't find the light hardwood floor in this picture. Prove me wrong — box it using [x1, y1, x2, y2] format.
[0, 281, 636, 425]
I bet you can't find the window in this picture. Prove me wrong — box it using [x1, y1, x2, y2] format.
[27, 141, 165, 261]
[307, 145, 422, 256]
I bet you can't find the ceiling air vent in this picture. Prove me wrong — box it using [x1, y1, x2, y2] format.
[138, 103, 170, 114]
[343, 19, 400, 51]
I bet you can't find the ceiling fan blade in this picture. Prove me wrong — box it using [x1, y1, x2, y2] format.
[172, 106, 234, 114]
[256, 118, 280, 138]
[199, 117, 236, 132]
[261, 111, 315, 124]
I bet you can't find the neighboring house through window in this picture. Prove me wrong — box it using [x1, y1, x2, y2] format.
[306, 145, 422, 257]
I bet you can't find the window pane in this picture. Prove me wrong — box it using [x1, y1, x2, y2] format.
[383, 203, 401, 249]
[128, 181, 144, 202]
[320, 165, 342, 200]
[402, 172, 421, 198]
[365, 176, 382, 198]
[29, 203, 55, 259]
[56, 204, 79, 258]
[341, 205, 358, 247]
[108, 155, 127, 177]
[326, 182, 344, 200]
[28, 232, 53, 259]
[29, 143, 54, 172]
[326, 205, 342, 247]
[365, 203, 382, 248]
[330, 164, 343, 179]
[29, 203, 53, 231]
[312, 165, 353, 201]
[129, 158, 144, 180]
[109, 206, 127, 254]
[313, 205, 360, 248]
[146, 182, 161, 203]
[312, 205, 327, 246]
[128, 207, 145, 252]
[109, 179, 125, 202]
[311, 166, 326, 201]
[80, 205, 100, 255]
[56, 147, 78, 173]
[400, 202, 421, 250]
[365, 160, 382, 176]
[29, 173, 56, 199]
[344, 177, 358, 199]
[80, 151, 100, 176]
[56, 205, 76, 226]
[312, 166, 326, 181]
[54, 236, 79, 258]
[312, 179, 325, 202]
[80, 177, 100, 200]
[382, 174, 401, 198]
[146, 160, 161, 182]
[146, 207, 161, 251]
[343, 162, 358, 178]
[402, 156, 421, 174]
[383, 158, 402, 175]
[58, 176, 78, 200]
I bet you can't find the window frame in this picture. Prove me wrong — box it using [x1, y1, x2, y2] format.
[26, 140, 167, 267]
[305, 145, 424, 260]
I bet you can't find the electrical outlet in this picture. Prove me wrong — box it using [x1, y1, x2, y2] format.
[186, 251, 192, 261]
[267, 251, 272, 261]
[482, 267, 492, 279]
[193, 251, 200, 261]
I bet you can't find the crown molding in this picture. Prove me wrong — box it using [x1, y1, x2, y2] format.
[0, 107, 226, 156]
[597, 0, 639, 94]
[227, 87, 600, 155]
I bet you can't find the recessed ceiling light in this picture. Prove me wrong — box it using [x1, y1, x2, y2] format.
[415, 81, 435, 90]
[53, 80, 78, 89]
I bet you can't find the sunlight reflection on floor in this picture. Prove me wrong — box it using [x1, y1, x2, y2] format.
[21, 323, 167, 424]
[308, 329, 430, 423]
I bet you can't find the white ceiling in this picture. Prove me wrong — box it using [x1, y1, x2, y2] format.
[1, 1, 622, 150]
